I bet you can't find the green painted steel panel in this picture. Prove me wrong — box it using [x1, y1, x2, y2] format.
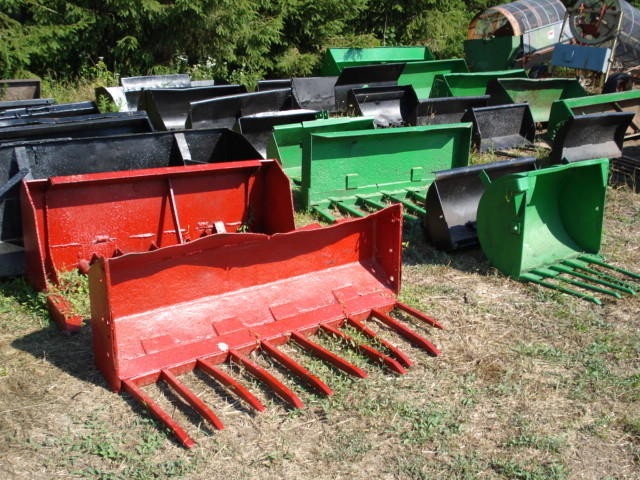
[464, 37, 521, 72]
[487, 78, 590, 124]
[266, 117, 376, 180]
[398, 59, 469, 99]
[477, 158, 608, 279]
[301, 124, 472, 210]
[429, 69, 527, 98]
[321, 47, 435, 76]
[548, 89, 640, 140]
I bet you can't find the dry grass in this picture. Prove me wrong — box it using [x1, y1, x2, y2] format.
[0, 151, 639, 479]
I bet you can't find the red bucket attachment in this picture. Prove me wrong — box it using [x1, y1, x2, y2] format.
[22, 159, 294, 331]
[88, 205, 443, 447]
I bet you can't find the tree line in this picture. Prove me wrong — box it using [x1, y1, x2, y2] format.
[1, 0, 638, 85]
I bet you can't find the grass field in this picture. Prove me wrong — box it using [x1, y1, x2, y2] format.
[0, 135, 639, 479]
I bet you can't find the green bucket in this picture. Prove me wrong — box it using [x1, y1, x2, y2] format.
[429, 69, 527, 98]
[477, 158, 639, 304]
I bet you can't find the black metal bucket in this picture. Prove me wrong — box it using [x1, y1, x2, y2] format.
[257, 79, 292, 91]
[139, 85, 247, 130]
[425, 157, 538, 250]
[188, 89, 293, 130]
[408, 95, 490, 126]
[461, 103, 535, 152]
[0, 101, 99, 124]
[549, 112, 635, 165]
[346, 85, 417, 127]
[236, 110, 320, 158]
[334, 63, 405, 111]
[0, 112, 154, 145]
[291, 77, 337, 112]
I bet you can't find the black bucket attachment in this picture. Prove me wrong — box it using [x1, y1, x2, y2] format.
[0, 101, 99, 124]
[0, 128, 260, 277]
[610, 156, 640, 192]
[346, 86, 417, 127]
[291, 77, 338, 112]
[549, 112, 635, 165]
[0, 112, 154, 145]
[0, 98, 55, 112]
[408, 95, 490, 126]
[461, 104, 535, 152]
[96, 74, 193, 112]
[138, 85, 247, 130]
[334, 64, 405, 111]
[257, 79, 292, 91]
[187, 89, 293, 130]
[0, 79, 41, 100]
[236, 110, 321, 158]
[425, 157, 538, 250]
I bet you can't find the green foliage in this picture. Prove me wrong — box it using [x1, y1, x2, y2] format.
[0, 0, 502, 83]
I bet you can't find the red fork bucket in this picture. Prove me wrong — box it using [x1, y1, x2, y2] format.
[88, 205, 443, 447]
[21, 159, 294, 330]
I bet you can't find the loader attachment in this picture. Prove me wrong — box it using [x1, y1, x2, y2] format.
[347, 86, 417, 127]
[397, 59, 469, 99]
[88, 205, 443, 447]
[22, 159, 294, 331]
[0, 98, 54, 112]
[425, 157, 537, 250]
[334, 64, 405, 111]
[547, 90, 640, 141]
[429, 69, 527, 98]
[0, 79, 41, 100]
[266, 117, 376, 181]
[291, 77, 338, 112]
[485, 78, 590, 124]
[187, 89, 293, 130]
[549, 112, 634, 165]
[138, 85, 247, 130]
[0, 128, 260, 278]
[321, 46, 435, 76]
[257, 79, 292, 91]
[409, 95, 490, 126]
[0, 112, 153, 144]
[0, 101, 98, 123]
[119, 74, 192, 112]
[476, 158, 639, 304]
[461, 103, 535, 152]
[301, 124, 472, 223]
[235, 109, 321, 158]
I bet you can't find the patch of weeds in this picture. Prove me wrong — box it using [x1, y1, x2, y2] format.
[505, 433, 565, 454]
[513, 343, 568, 363]
[392, 401, 464, 445]
[620, 416, 640, 441]
[491, 458, 569, 480]
[321, 431, 373, 463]
[0, 276, 49, 331]
[445, 453, 486, 479]
[48, 270, 91, 319]
[387, 453, 430, 480]
[580, 414, 615, 438]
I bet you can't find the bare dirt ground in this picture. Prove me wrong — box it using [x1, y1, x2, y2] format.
[0, 147, 638, 479]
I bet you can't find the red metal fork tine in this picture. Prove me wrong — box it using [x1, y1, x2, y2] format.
[291, 331, 368, 378]
[196, 357, 266, 412]
[395, 301, 444, 330]
[122, 378, 195, 449]
[321, 324, 406, 374]
[229, 350, 304, 409]
[372, 309, 441, 356]
[346, 316, 414, 367]
[160, 369, 224, 431]
[260, 339, 333, 396]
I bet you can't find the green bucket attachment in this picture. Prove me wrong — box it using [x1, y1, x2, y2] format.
[486, 78, 590, 124]
[547, 90, 640, 141]
[266, 116, 376, 181]
[477, 158, 639, 304]
[301, 124, 472, 223]
[321, 47, 434, 76]
[429, 69, 527, 99]
[397, 59, 469, 99]
[464, 37, 521, 72]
